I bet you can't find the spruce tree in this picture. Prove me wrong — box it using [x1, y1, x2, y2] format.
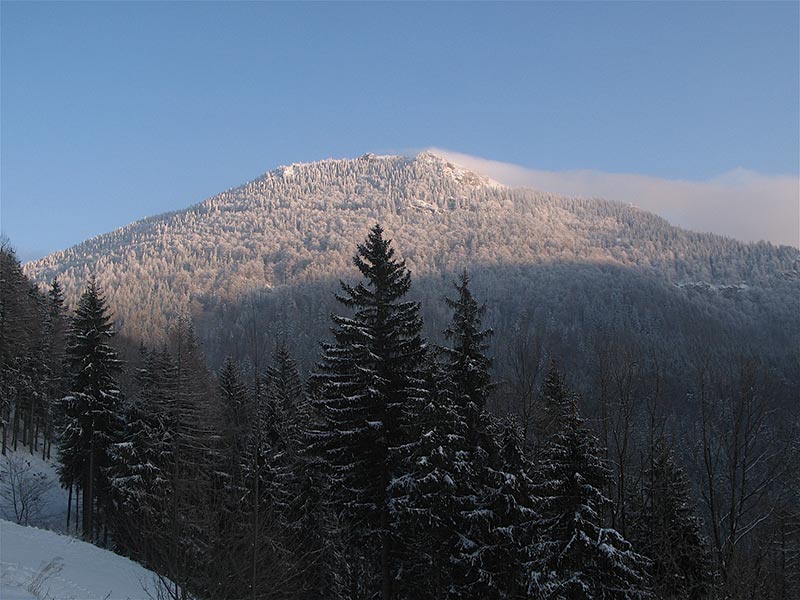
[390, 354, 471, 599]
[438, 270, 537, 598]
[441, 269, 493, 440]
[311, 224, 426, 599]
[263, 343, 311, 518]
[204, 356, 256, 599]
[528, 370, 650, 599]
[58, 276, 123, 540]
[42, 277, 68, 458]
[484, 419, 539, 598]
[164, 319, 218, 598]
[538, 365, 571, 440]
[0, 243, 42, 456]
[266, 344, 345, 599]
[107, 347, 172, 561]
[629, 444, 711, 600]
[218, 356, 250, 495]
[450, 415, 540, 600]
[264, 343, 308, 451]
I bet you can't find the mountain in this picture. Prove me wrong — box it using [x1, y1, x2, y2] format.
[22, 151, 800, 392]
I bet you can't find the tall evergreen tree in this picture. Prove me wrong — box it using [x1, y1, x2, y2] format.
[41, 277, 68, 458]
[437, 270, 537, 598]
[390, 354, 472, 599]
[528, 369, 650, 599]
[107, 346, 172, 561]
[218, 356, 251, 495]
[264, 343, 308, 451]
[163, 319, 219, 598]
[311, 224, 426, 599]
[441, 269, 494, 438]
[0, 243, 41, 456]
[451, 415, 540, 600]
[629, 443, 711, 600]
[265, 344, 345, 599]
[58, 276, 123, 540]
[538, 365, 571, 440]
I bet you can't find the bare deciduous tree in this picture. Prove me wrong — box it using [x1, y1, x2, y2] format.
[0, 453, 54, 525]
[694, 355, 793, 597]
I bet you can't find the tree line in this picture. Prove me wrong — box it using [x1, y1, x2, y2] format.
[1, 228, 798, 599]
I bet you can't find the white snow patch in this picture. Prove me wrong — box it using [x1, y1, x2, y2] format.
[0, 519, 163, 600]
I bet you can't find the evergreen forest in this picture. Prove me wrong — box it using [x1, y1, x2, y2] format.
[2, 223, 798, 600]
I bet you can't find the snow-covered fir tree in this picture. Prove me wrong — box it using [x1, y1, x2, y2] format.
[538, 365, 571, 441]
[215, 356, 251, 542]
[311, 224, 427, 599]
[436, 269, 536, 598]
[262, 343, 312, 518]
[264, 343, 308, 451]
[629, 443, 711, 600]
[58, 276, 123, 540]
[451, 414, 540, 600]
[265, 345, 345, 599]
[389, 354, 472, 598]
[107, 346, 173, 561]
[529, 368, 650, 599]
[441, 269, 494, 413]
[218, 356, 251, 494]
[41, 277, 67, 457]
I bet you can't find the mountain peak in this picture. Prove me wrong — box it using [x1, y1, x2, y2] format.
[414, 149, 505, 188]
[23, 147, 796, 345]
[263, 150, 503, 189]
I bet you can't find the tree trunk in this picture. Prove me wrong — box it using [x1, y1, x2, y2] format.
[84, 436, 95, 539]
[12, 404, 20, 451]
[21, 405, 28, 447]
[75, 486, 81, 534]
[251, 433, 260, 600]
[66, 482, 72, 530]
[381, 508, 392, 600]
[1, 407, 7, 455]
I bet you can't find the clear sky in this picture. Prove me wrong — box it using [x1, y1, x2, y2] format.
[2, 1, 798, 260]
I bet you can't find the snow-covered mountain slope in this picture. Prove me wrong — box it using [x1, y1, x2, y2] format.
[0, 520, 162, 600]
[23, 151, 797, 342]
[20, 151, 799, 395]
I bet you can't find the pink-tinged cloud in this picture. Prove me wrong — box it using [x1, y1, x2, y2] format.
[429, 148, 800, 248]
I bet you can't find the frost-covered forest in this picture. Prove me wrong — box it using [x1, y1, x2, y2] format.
[2, 213, 799, 598]
[21, 153, 800, 405]
[23, 152, 799, 346]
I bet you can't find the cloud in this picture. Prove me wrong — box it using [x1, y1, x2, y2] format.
[428, 148, 800, 248]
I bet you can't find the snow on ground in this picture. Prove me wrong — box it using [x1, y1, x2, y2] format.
[0, 519, 163, 600]
[1, 447, 70, 534]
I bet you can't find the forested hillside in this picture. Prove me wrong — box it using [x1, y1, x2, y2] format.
[21, 153, 800, 393]
[23, 152, 797, 323]
[3, 225, 798, 599]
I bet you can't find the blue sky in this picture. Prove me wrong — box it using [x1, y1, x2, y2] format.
[2, 1, 798, 259]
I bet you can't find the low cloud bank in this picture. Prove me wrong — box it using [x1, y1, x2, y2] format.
[430, 148, 799, 248]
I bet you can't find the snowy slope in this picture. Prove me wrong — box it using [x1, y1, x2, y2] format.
[24, 150, 797, 345]
[0, 519, 162, 600]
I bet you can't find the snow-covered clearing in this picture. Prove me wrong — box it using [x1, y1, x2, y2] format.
[0, 519, 163, 600]
[1, 448, 165, 598]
